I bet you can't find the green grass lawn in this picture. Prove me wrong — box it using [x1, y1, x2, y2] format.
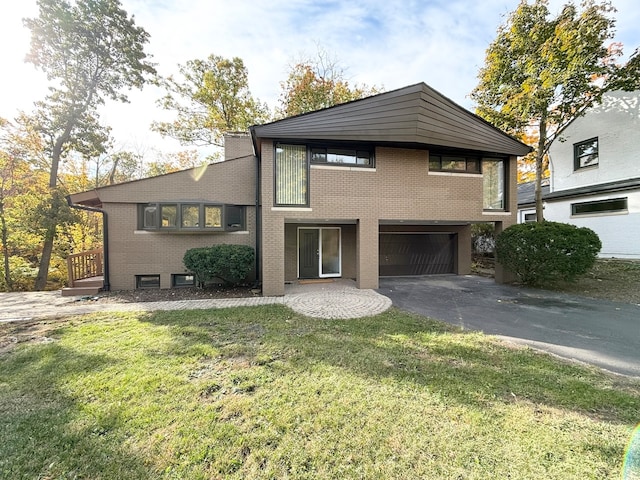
[1, 306, 639, 479]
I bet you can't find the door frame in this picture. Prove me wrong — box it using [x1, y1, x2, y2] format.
[297, 227, 342, 279]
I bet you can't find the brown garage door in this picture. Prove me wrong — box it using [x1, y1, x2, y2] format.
[379, 233, 456, 276]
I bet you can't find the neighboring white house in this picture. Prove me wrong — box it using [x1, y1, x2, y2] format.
[543, 90, 640, 259]
[516, 180, 549, 223]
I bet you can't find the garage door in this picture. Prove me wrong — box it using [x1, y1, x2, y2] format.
[379, 233, 456, 276]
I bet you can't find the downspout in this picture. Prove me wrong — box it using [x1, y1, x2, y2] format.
[66, 195, 110, 291]
[249, 126, 262, 288]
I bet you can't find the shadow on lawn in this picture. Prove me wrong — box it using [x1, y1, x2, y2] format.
[0, 342, 157, 479]
[145, 305, 640, 426]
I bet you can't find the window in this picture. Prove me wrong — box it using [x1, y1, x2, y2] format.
[311, 147, 373, 166]
[482, 158, 506, 210]
[524, 213, 537, 223]
[275, 144, 308, 206]
[138, 203, 244, 231]
[181, 204, 200, 228]
[225, 205, 244, 229]
[172, 274, 195, 287]
[161, 204, 177, 227]
[571, 197, 627, 216]
[143, 205, 157, 229]
[204, 205, 222, 228]
[429, 154, 480, 173]
[574, 138, 598, 170]
[136, 274, 160, 289]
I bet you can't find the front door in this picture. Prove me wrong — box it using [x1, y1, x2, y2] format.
[298, 227, 341, 279]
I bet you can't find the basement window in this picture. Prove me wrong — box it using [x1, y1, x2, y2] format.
[136, 274, 160, 289]
[172, 274, 195, 287]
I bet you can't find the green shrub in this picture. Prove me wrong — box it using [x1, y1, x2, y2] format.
[183, 244, 255, 287]
[496, 222, 601, 286]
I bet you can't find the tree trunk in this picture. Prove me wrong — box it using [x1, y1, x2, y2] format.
[0, 200, 11, 291]
[34, 130, 67, 291]
[535, 117, 547, 222]
[34, 227, 55, 291]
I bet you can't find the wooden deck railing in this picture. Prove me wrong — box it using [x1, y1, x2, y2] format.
[67, 249, 104, 285]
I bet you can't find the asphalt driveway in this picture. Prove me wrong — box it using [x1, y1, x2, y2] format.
[378, 275, 640, 377]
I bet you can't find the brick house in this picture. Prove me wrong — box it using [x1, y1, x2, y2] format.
[66, 83, 531, 295]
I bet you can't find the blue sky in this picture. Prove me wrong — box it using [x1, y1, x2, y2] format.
[1, 0, 639, 159]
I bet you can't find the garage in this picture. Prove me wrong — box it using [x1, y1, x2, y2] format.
[379, 233, 456, 276]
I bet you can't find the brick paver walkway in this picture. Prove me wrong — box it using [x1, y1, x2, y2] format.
[0, 280, 391, 322]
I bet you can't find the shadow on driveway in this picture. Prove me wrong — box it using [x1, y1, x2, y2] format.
[378, 275, 640, 378]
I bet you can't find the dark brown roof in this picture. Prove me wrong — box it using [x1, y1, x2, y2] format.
[251, 83, 532, 156]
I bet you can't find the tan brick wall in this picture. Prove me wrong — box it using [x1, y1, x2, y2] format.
[98, 155, 255, 205]
[224, 133, 254, 160]
[105, 204, 256, 290]
[260, 141, 517, 294]
[96, 155, 257, 290]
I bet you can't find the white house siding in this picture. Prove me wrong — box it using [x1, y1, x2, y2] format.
[544, 190, 640, 259]
[544, 91, 640, 259]
[548, 91, 640, 192]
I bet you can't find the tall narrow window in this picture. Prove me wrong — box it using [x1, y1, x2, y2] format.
[143, 205, 157, 229]
[483, 158, 505, 210]
[275, 144, 308, 206]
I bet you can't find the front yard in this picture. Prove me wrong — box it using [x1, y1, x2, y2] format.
[1, 306, 638, 479]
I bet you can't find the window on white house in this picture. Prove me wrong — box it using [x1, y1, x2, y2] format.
[574, 138, 599, 170]
[571, 197, 627, 216]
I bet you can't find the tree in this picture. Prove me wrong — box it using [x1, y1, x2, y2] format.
[152, 54, 270, 150]
[0, 118, 48, 290]
[471, 0, 640, 221]
[278, 49, 381, 117]
[517, 128, 550, 184]
[23, 0, 155, 290]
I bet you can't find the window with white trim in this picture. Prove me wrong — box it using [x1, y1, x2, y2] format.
[574, 138, 599, 170]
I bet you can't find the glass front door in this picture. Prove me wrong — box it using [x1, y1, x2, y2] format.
[298, 227, 341, 279]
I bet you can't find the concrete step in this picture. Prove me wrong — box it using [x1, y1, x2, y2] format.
[61, 286, 102, 297]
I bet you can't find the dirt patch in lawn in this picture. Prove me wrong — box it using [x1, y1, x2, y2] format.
[473, 257, 640, 305]
[0, 318, 65, 355]
[548, 259, 640, 304]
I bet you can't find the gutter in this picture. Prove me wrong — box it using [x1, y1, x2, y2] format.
[66, 195, 110, 291]
[249, 126, 262, 288]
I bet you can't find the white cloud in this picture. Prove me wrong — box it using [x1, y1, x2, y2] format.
[1, 0, 638, 160]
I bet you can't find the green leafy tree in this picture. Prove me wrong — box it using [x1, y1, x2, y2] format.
[0, 118, 49, 291]
[471, 0, 640, 221]
[152, 54, 271, 149]
[23, 0, 155, 290]
[278, 49, 381, 117]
